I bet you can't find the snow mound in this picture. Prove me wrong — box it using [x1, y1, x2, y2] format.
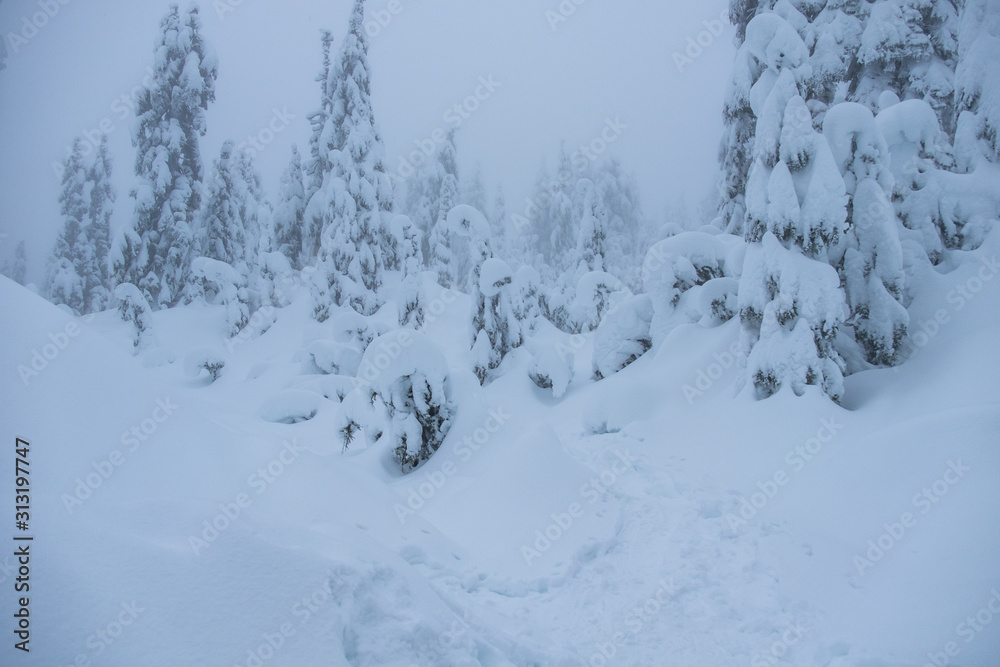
[259, 390, 324, 424]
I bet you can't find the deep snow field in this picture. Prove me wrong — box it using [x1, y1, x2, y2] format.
[2, 227, 999, 666]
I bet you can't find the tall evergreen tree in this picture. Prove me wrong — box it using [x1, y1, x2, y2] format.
[84, 136, 115, 313]
[5, 241, 28, 286]
[303, 30, 336, 263]
[114, 4, 218, 308]
[273, 144, 308, 269]
[954, 0, 1000, 167]
[311, 0, 395, 320]
[198, 141, 248, 270]
[47, 139, 89, 314]
[427, 132, 460, 288]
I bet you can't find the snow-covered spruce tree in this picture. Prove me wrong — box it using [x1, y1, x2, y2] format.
[426, 131, 461, 288]
[198, 141, 248, 270]
[591, 158, 645, 288]
[844, 179, 909, 365]
[311, 0, 395, 320]
[115, 283, 157, 354]
[5, 241, 28, 285]
[462, 165, 489, 212]
[853, 0, 961, 136]
[718, 0, 963, 232]
[571, 178, 609, 277]
[234, 146, 270, 271]
[824, 102, 908, 366]
[302, 30, 335, 263]
[191, 257, 250, 337]
[47, 139, 89, 314]
[114, 4, 217, 309]
[529, 147, 577, 271]
[84, 136, 115, 313]
[736, 13, 850, 401]
[273, 144, 307, 269]
[472, 257, 524, 385]
[954, 0, 1000, 168]
[389, 213, 425, 327]
[338, 330, 456, 473]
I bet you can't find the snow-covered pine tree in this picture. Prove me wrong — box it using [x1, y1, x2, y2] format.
[114, 4, 217, 309]
[273, 144, 307, 269]
[543, 147, 578, 272]
[115, 283, 157, 354]
[591, 158, 644, 287]
[198, 141, 247, 271]
[472, 257, 524, 385]
[572, 178, 609, 276]
[426, 131, 461, 288]
[191, 257, 250, 337]
[954, 0, 1000, 168]
[338, 330, 455, 472]
[303, 30, 335, 263]
[5, 241, 28, 285]
[461, 166, 489, 219]
[737, 13, 849, 401]
[844, 179, 909, 365]
[824, 101, 908, 365]
[234, 146, 270, 270]
[47, 139, 89, 314]
[853, 0, 961, 135]
[311, 0, 395, 320]
[389, 214, 425, 327]
[84, 136, 115, 313]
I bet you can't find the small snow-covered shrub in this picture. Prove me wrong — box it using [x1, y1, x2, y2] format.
[338, 329, 456, 472]
[472, 257, 524, 385]
[115, 282, 156, 354]
[593, 294, 654, 379]
[191, 257, 250, 337]
[643, 232, 741, 346]
[569, 271, 629, 333]
[307, 340, 362, 376]
[185, 348, 225, 382]
[528, 342, 575, 399]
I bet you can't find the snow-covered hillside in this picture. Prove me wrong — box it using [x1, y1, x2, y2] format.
[2, 226, 999, 665]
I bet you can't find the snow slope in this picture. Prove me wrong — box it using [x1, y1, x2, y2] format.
[2, 231, 1000, 666]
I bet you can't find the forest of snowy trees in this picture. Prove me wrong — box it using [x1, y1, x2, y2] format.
[7, 0, 998, 469]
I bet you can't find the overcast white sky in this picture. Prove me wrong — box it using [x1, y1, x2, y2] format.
[0, 0, 733, 283]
